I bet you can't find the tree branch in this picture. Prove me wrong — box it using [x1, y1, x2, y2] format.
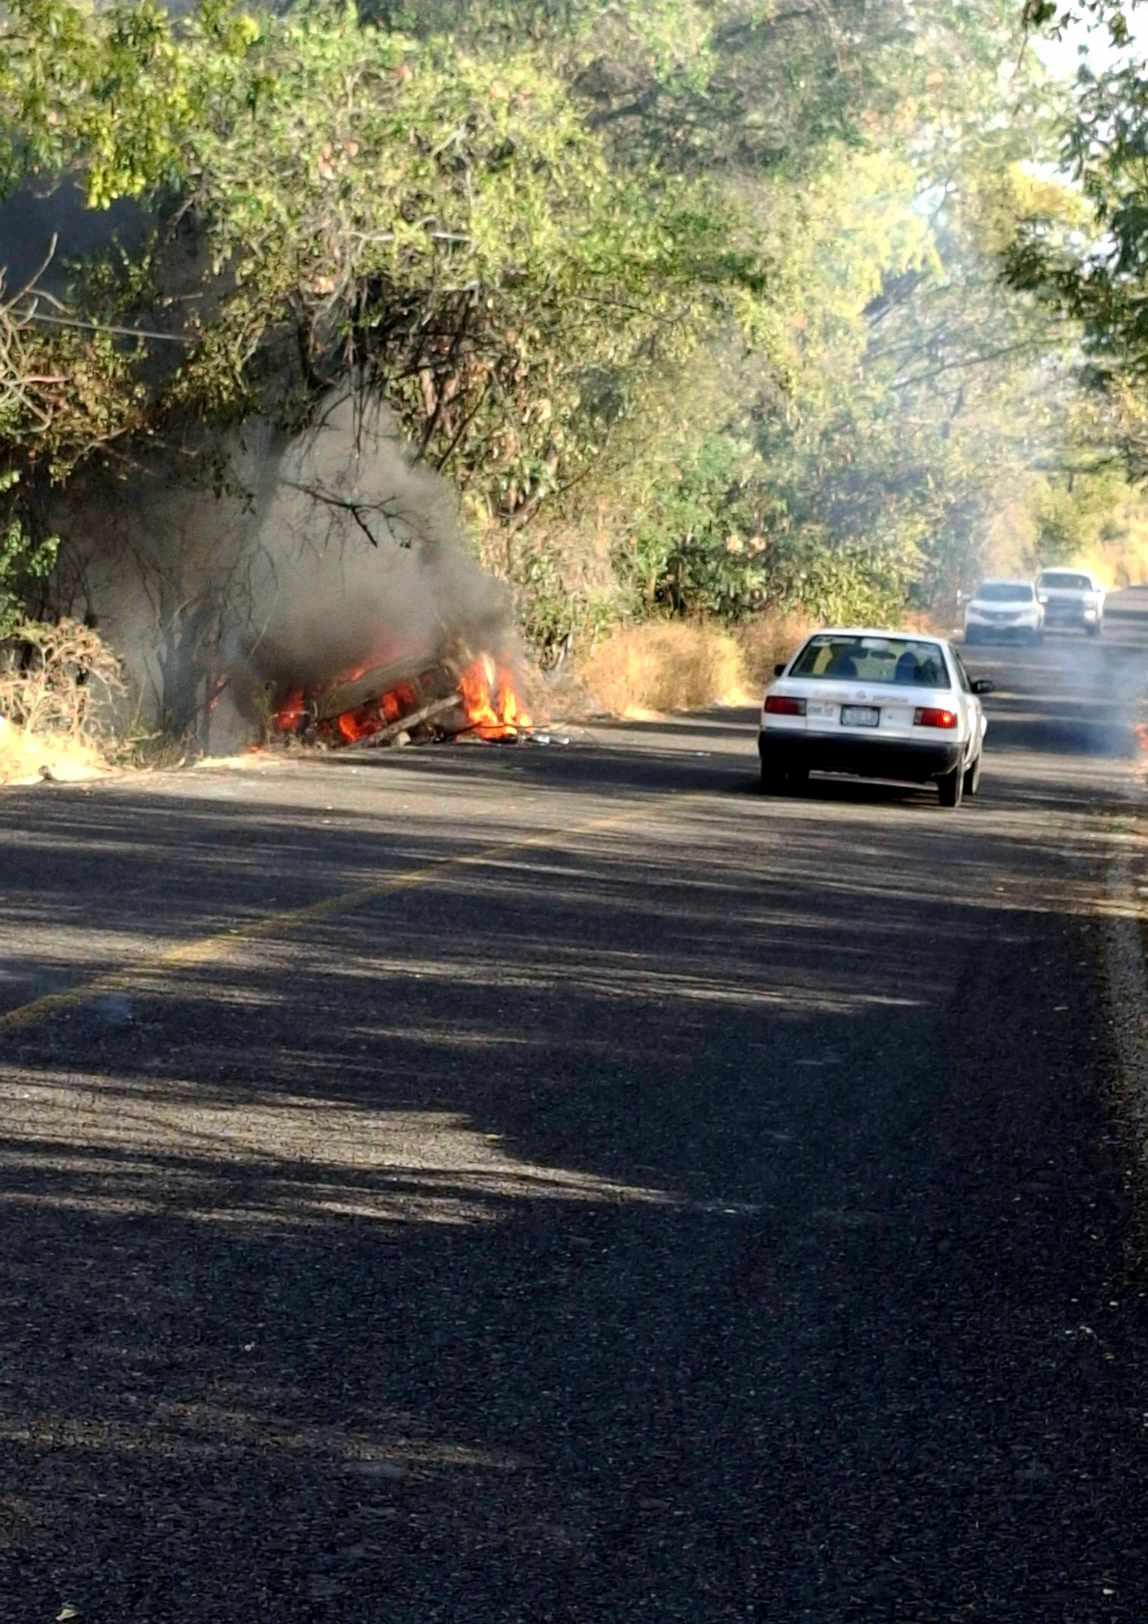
[892, 337, 1067, 390]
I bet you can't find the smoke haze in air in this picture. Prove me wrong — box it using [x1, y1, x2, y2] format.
[52, 392, 511, 745]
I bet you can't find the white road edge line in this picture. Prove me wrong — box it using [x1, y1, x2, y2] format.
[1103, 784, 1148, 1168]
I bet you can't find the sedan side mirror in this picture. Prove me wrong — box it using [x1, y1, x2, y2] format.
[971, 678, 994, 696]
[773, 662, 787, 676]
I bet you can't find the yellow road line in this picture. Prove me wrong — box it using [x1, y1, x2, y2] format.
[1, 804, 644, 1034]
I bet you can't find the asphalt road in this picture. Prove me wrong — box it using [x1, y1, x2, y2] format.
[4, 598, 1148, 1622]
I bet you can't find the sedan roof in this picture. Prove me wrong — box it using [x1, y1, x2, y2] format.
[799, 627, 951, 645]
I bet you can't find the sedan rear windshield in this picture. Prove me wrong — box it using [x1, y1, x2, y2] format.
[976, 582, 1034, 602]
[789, 635, 950, 687]
[1039, 572, 1091, 590]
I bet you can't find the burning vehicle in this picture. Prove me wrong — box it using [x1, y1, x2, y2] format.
[266, 641, 533, 750]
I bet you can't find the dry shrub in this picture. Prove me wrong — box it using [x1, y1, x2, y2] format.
[576, 621, 749, 716]
[898, 607, 948, 636]
[1073, 536, 1148, 590]
[516, 660, 593, 727]
[733, 612, 816, 689]
[0, 619, 124, 785]
[1, 618, 124, 734]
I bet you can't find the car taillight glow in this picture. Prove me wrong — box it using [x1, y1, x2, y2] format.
[765, 695, 806, 716]
[914, 707, 957, 729]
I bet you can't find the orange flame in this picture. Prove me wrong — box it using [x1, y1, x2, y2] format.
[272, 655, 532, 749]
[332, 680, 418, 744]
[274, 687, 306, 733]
[458, 654, 532, 740]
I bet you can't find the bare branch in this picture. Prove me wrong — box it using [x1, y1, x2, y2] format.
[892, 337, 1068, 391]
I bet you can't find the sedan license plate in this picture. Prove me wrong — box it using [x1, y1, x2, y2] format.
[841, 704, 880, 728]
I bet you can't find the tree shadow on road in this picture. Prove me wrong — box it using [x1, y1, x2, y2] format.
[3, 761, 1148, 1620]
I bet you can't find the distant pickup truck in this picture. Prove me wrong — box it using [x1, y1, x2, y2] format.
[1036, 568, 1106, 636]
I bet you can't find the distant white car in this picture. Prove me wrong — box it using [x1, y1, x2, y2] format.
[963, 579, 1043, 644]
[759, 628, 993, 808]
[1036, 567, 1105, 636]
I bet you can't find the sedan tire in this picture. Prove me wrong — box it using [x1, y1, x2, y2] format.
[760, 760, 789, 795]
[938, 760, 965, 808]
[962, 749, 982, 799]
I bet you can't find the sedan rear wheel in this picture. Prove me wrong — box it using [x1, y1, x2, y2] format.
[760, 759, 789, 795]
[938, 760, 965, 808]
[962, 749, 982, 799]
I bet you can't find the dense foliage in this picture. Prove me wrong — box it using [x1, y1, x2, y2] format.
[1008, 1, 1148, 478]
[2, 0, 1147, 674]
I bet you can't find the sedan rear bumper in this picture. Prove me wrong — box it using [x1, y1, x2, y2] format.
[758, 728, 964, 783]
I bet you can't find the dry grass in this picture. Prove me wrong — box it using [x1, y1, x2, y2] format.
[732, 612, 816, 689]
[734, 610, 947, 688]
[0, 719, 110, 785]
[569, 609, 950, 721]
[575, 621, 751, 717]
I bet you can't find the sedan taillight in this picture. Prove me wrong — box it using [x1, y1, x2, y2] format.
[914, 707, 957, 729]
[765, 695, 806, 716]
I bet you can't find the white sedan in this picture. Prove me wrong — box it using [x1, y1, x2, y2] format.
[758, 628, 993, 808]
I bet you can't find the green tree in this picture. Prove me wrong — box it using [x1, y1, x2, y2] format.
[0, 474, 57, 638]
[1, 3, 764, 450]
[1005, 0, 1148, 474]
[1, 0, 1135, 669]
